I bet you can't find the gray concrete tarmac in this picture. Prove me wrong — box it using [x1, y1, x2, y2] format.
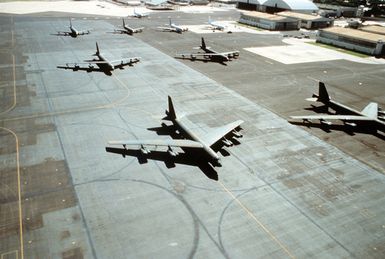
[1, 11, 385, 259]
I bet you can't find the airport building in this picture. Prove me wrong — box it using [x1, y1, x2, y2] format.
[278, 11, 333, 29]
[237, 0, 318, 14]
[317, 3, 358, 18]
[237, 0, 265, 11]
[239, 11, 299, 30]
[317, 27, 385, 56]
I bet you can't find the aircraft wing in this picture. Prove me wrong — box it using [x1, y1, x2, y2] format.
[56, 31, 71, 36]
[186, 52, 238, 58]
[290, 115, 374, 121]
[176, 53, 225, 58]
[110, 57, 140, 68]
[218, 51, 240, 58]
[157, 26, 177, 32]
[202, 120, 244, 147]
[57, 64, 101, 71]
[114, 29, 127, 34]
[108, 139, 204, 148]
[78, 30, 90, 35]
[133, 27, 144, 32]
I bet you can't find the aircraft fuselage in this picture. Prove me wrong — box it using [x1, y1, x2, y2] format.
[96, 53, 114, 71]
[173, 117, 221, 166]
[123, 25, 134, 34]
[70, 26, 79, 37]
[202, 48, 228, 62]
[171, 24, 183, 33]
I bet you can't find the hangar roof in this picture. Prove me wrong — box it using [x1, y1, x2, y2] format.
[237, 0, 267, 4]
[278, 11, 330, 21]
[320, 27, 385, 44]
[263, 0, 318, 11]
[241, 11, 296, 22]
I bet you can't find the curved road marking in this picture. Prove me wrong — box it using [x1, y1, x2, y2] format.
[219, 181, 296, 259]
[0, 71, 149, 122]
[0, 127, 24, 259]
[0, 54, 16, 115]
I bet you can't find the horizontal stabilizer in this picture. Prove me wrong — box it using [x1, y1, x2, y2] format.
[361, 102, 378, 118]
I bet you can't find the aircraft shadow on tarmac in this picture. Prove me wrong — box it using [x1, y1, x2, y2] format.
[174, 56, 228, 66]
[57, 64, 114, 76]
[105, 146, 219, 180]
[106, 122, 244, 181]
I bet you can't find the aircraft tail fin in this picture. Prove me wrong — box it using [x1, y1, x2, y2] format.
[169, 18, 172, 26]
[69, 18, 72, 27]
[166, 96, 177, 120]
[315, 82, 330, 103]
[122, 18, 125, 27]
[201, 37, 206, 50]
[208, 16, 212, 24]
[361, 102, 378, 118]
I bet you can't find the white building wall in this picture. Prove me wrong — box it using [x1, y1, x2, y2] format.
[316, 32, 380, 55]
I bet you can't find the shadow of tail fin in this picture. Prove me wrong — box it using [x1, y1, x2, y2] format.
[201, 37, 206, 50]
[95, 42, 100, 56]
[317, 82, 330, 103]
[166, 96, 177, 120]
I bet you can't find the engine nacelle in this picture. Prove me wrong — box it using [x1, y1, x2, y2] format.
[232, 130, 242, 138]
[222, 138, 233, 147]
[344, 121, 357, 127]
[167, 146, 178, 157]
[140, 145, 150, 155]
[320, 119, 332, 126]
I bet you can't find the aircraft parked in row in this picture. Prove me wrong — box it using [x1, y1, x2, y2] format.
[176, 37, 239, 64]
[57, 42, 140, 75]
[158, 18, 188, 33]
[55, 19, 90, 38]
[107, 96, 243, 168]
[131, 8, 149, 18]
[290, 82, 385, 131]
[208, 16, 226, 31]
[114, 18, 143, 35]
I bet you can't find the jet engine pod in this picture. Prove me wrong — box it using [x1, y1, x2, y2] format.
[167, 146, 178, 157]
[140, 145, 150, 155]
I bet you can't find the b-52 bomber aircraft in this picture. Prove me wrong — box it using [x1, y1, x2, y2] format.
[131, 8, 149, 18]
[290, 82, 385, 132]
[208, 16, 226, 31]
[107, 96, 243, 169]
[158, 18, 188, 33]
[176, 37, 239, 64]
[114, 18, 143, 35]
[55, 19, 90, 38]
[57, 42, 140, 75]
